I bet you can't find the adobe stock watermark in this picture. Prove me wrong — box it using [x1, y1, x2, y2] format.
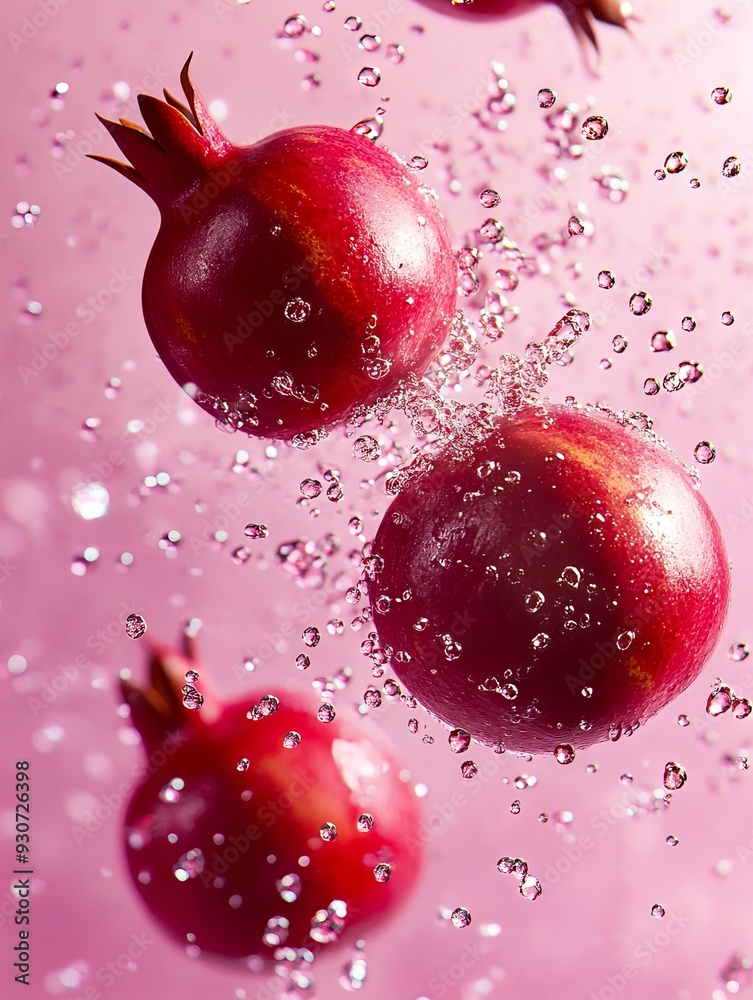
[71, 729, 189, 845]
[673, 0, 750, 73]
[427, 941, 490, 998]
[585, 910, 693, 1000]
[17, 268, 135, 385]
[26, 599, 143, 717]
[66, 931, 156, 1000]
[7, 0, 74, 53]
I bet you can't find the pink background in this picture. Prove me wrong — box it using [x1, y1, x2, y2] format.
[2, 0, 753, 998]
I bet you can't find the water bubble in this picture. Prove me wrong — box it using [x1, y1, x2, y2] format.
[679, 359, 703, 383]
[501, 683, 518, 700]
[283, 731, 301, 749]
[344, 14, 362, 29]
[728, 642, 749, 661]
[302, 627, 321, 647]
[722, 156, 741, 178]
[643, 377, 660, 396]
[357, 813, 374, 833]
[284, 297, 311, 323]
[284, 14, 308, 36]
[296, 654, 310, 671]
[373, 863, 391, 882]
[666, 835, 678, 847]
[510, 800, 521, 815]
[629, 291, 653, 316]
[663, 761, 687, 790]
[316, 701, 337, 724]
[386, 43, 405, 64]
[461, 760, 479, 779]
[364, 687, 382, 708]
[320, 822, 337, 842]
[568, 215, 585, 236]
[559, 566, 581, 588]
[358, 66, 381, 87]
[524, 591, 545, 612]
[519, 875, 543, 900]
[677, 714, 689, 727]
[693, 441, 716, 465]
[706, 685, 733, 716]
[181, 686, 204, 710]
[353, 435, 381, 461]
[359, 33, 381, 51]
[125, 614, 147, 639]
[448, 729, 471, 753]
[236, 758, 250, 771]
[664, 151, 688, 174]
[612, 335, 628, 354]
[712, 85, 732, 105]
[651, 904, 665, 919]
[244, 523, 268, 539]
[616, 630, 635, 650]
[451, 907, 472, 928]
[479, 188, 501, 208]
[654, 168, 666, 181]
[537, 88, 556, 109]
[681, 316, 696, 332]
[651, 330, 674, 352]
[722, 310, 735, 326]
[732, 697, 752, 719]
[597, 269, 616, 289]
[554, 743, 575, 765]
[581, 115, 608, 140]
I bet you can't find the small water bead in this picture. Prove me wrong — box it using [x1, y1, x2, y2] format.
[679, 360, 703, 383]
[651, 330, 675, 352]
[296, 654, 310, 671]
[531, 632, 550, 650]
[568, 216, 585, 236]
[612, 335, 628, 354]
[451, 907, 472, 928]
[501, 683, 518, 700]
[285, 297, 311, 323]
[448, 729, 471, 753]
[722, 310, 735, 326]
[356, 813, 374, 834]
[689, 177, 701, 189]
[597, 269, 616, 289]
[525, 591, 545, 612]
[677, 714, 690, 727]
[732, 697, 752, 719]
[537, 88, 556, 109]
[244, 523, 268, 539]
[317, 703, 336, 723]
[344, 14, 362, 29]
[722, 157, 741, 178]
[125, 614, 147, 639]
[302, 627, 320, 647]
[651, 904, 665, 919]
[323, 0, 336, 10]
[728, 642, 749, 661]
[182, 687, 204, 710]
[581, 115, 608, 140]
[600, 358, 613, 371]
[643, 378, 660, 396]
[352, 435, 381, 461]
[236, 758, 250, 772]
[694, 441, 716, 465]
[554, 743, 575, 765]
[665, 835, 679, 847]
[373, 863, 391, 882]
[284, 14, 308, 36]
[283, 731, 301, 749]
[358, 66, 381, 87]
[707, 685, 734, 716]
[479, 188, 501, 208]
[712, 85, 732, 105]
[363, 687, 382, 708]
[300, 478, 322, 499]
[654, 169, 666, 181]
[519, 876, 543, 901]
[510, 800, 521, 814]
[461, 760, 479, 779]
[320, 822, 337, 842]
[630, 291, 653, 316]
[386, 43, 405, 64]
[663, 762, 687, 790]
[663, 372, 683, 392]
[664, 151, 688, 174]
[359, 33, 381, 51]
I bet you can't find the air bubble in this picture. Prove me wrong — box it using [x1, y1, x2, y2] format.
[712, 86, 732, 104]
[663, 761, 687, 790]
[728, 642, 749, 661]
[451, 907, 472, 928]
[664, 151, 688, 174]
[581, 115, 608, 140]
[537, 88, 556, 109]
[373, 863, 391, 882]
[651, 904, 665, 919]
[125, 614, 147, 639]
[358, 66, 381, 87]
[448, 729, 471, 753]
[694, 441, 716, 465]
[554, 743, 575, 765]
[320, 822, 337, 842]
[283, 731, 301, 749]
[629, 291, 653, 316]
[722, 157, 741, 178]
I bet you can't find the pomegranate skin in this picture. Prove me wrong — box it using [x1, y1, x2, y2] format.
[367, 403, 731, 755]
[93, 59, 457, 441]
[413, 0, 630, 49]
[120, 644, 422, 963]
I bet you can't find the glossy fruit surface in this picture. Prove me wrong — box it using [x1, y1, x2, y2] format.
[413, 0, 630, 50]
[92, 57, 457, 442]
[120, 642, 422, 962]
[367, 402, 730, 755]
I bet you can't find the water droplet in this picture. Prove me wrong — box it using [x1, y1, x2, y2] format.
[537, 88, 556, 109]
[694, 441, 716, 465]
[363, 687, 382, 708]
[501, 683, 518, 700]
[344, 14, 362, 30]
[612, 335, 628, 354]
[302, 627, 321, 647]
[679, 359, 703, 383]
[285, 298, 311, 323]
[643, 377, 660, 396]
[353, 435, 381, 461]
[244, 523, 268, 539]
[616, 630, 635, 650]
[460, 760, 479, 779]
[707, 685, 733, 716]
[524, 591, 545, 612]
[554, 743, 575, 765]
[236, 758, 250, 771]
[630, 291, 653, 316]
[320, 822, 337, 842]
[732, 697, 752, 719]
[651, 330, 675, 352]
[283, 731, 301, 749]
[728, 642, 749, 661]
[373, 862, 391, 882]
[664, 151, 688, 174]
[519, 875, 542, 900]
[666, 835, 678, 846]
[448, 729, 471, 753]
[479, 188, 500, 208]
[386, 43, 405, 64]
[597, 269, 616, 289]
[663, 761, 687, 790]
[510, 799, 521, 815]
[651, 904, 665, 918]
[722, 156, 741, 178]
[722, 310, 735, 326]
[125, 614, 147, 639]
[581, 115, 608, 140]
[451, 907, 472, 928]
[181, 686, 204, 710]
[711, 85, 732, 105]
[358, 66, 381, 87]
[559, 566, 581, 588]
